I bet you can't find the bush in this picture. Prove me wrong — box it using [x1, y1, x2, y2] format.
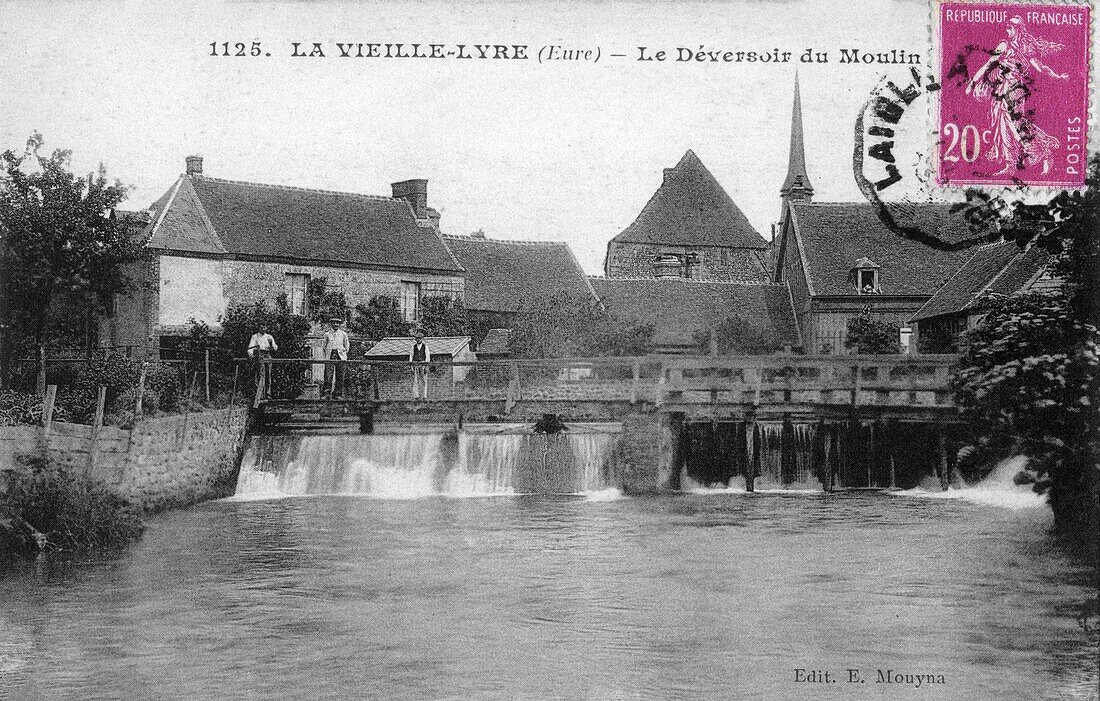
[350, 295, 409, 341]
[1, 455, 144, 556]
[845, 315, 901, 354]
[0, 390, 69, 425]
[55, 352, 143, 423]
[952, 290, 1099, 532]
[419, 295, 469, 337]
[693, 316, 784, 355]
[510, 291, 654, 358]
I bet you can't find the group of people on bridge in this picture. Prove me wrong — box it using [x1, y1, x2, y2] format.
[246, 321, 432, 401]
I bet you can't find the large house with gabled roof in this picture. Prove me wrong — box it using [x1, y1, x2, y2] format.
[603, 150, 769, 282]
[105, 156, 464, 352]
[770, 78, 986, 354]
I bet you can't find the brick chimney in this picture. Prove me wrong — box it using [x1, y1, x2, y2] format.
[391, 179, 428, 219]
[185, 155, 203, 176]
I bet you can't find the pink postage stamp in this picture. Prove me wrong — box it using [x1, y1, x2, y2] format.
[936, 1, 1091, 188]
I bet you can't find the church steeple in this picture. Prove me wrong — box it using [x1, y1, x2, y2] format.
[780, 73, 813, 203]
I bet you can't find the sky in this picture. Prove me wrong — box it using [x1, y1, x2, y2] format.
[1, 0, 1096, 274]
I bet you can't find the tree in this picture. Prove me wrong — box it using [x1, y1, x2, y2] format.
[692, 315, 784, 355]
[953, 155, 1100, 537]
[418, 295, 469, 337]
[509, 291, 654, 358]
[845, 315, 900, 354]
[0, 134, 146, 391]
[349, 295, 409, 341]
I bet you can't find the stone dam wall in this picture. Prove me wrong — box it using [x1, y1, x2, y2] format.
[0, 408, 249, 512]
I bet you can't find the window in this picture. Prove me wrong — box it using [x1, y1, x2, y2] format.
[859, 269, 876, 291]
[286, 273, 310, 315]
[852, 257, 881, 294]
[400, 281, 421, 321]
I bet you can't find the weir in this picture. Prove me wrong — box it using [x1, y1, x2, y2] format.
[241, 354, 964, 494]
[234, 425, 620, 498]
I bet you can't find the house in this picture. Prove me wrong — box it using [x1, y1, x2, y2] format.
[442, 232, 599, 348]
[106, 156, 465, 354]
[770, 79, 985, 354]
[909, 241, 1054, 352]
[589, 277, 802, 354]
[603, 150, 769, 282]
[364, 335, 476, 397]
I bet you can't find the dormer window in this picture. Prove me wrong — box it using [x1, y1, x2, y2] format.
[852, 257, 881, 294]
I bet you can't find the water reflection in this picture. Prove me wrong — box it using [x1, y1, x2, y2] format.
[0, 493, 1095, 701]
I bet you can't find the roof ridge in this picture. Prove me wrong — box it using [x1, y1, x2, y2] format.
[791, 200, 962, 208]
[192, 175, 400, 202]
[589, 275, 786, 287]
[443, 235, 569, 247]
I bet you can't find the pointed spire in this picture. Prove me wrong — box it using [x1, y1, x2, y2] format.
[780, 73, 813, 200]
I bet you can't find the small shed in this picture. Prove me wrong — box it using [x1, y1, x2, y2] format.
[363, 336, 477, 398]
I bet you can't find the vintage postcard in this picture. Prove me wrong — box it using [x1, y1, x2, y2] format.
[0, 1, 1096, 700]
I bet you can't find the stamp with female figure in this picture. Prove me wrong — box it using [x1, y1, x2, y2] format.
[935, 1, 1090, 188]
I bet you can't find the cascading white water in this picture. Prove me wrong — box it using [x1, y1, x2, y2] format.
[233, 428, 618, 499]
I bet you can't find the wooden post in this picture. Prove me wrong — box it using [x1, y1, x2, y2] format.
[253, 361, 265, 409]
[204, 349, 211, 402]
[134, 362, 148, 419]
[88, 385, 106, 471]
[744, 410, 756, 492]
[41, 384, 57, 434]
[630, 358, 640, 405]
[938, 426, 950, 491]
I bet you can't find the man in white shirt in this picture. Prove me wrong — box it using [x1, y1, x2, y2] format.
[322, 317, 350, 398]
[247, 325, 278, 399]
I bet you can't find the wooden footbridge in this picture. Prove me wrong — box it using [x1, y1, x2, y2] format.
[248, 354, 961, 433]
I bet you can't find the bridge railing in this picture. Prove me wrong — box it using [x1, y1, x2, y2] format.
[659, 354, 959, 408]
[242, 354, 958, 408]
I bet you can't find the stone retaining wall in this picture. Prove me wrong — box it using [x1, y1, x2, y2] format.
[0, 407, 249, 512]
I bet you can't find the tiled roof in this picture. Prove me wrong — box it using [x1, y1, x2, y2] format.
[910, 241, 1049, 321]
[611, 150, 767, 249]
[477, 328, 511, 355]
[364, 336, 471, 358]
[788, 202, 987, 297]
[589, 277, 801, 349]
[145, 175, 463, 273]
[443, 235, 597, 313]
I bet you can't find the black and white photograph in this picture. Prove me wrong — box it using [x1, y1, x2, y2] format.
[0, 1, 1097, 699]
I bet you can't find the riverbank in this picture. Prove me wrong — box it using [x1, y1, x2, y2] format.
[0, 407, 249, 556]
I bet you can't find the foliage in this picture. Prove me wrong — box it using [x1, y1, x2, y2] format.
[0, 390, 68, 425]
[418, 295, 469, 337]
[1, 454, 143, 556]
[953, 291, 1099, 528]
[961, 154, 1099, 326]
[692, 316, 784, 355]
[954, 155, 1100, 537]
[56, 352, 142, 423]
[0, 133, 146, 387]
[509, 291, 654, 358]
[349, 295, 409, 341]
[915, 321, 958, 354]
[220, 296, 312, 400]
[307, 276, 349, 324]
[845, 315, 901, 354]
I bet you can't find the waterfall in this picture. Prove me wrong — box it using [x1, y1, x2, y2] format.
[233, 428, 618, 499]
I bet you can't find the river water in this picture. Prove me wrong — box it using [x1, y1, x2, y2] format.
[0, 471, 1096, 700]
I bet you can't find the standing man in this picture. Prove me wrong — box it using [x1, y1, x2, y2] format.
[409, 331, 431, 399]
[322, 317, 350, 399]
[247, 324, 278, 399]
